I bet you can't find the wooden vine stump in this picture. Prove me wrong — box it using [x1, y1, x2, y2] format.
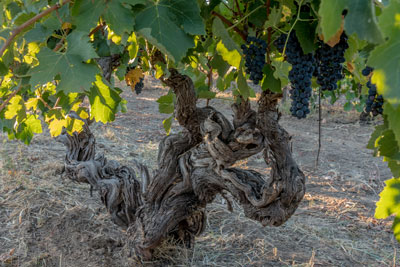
[58, 69, 306, 260]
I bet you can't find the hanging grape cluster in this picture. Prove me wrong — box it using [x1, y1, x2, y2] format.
[274, 32, 314, 119]
[134, 78, 144, 94]
[241, 36, 267, 85]
[314, 33, 349, 91]
[362, 66, 383, 116]
[126, 65, 144, 95]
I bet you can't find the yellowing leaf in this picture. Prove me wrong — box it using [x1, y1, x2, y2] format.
[25, 98, 39, 110]
[5, 95, 25, 122]
[125, 68, 144, 91]
[216, 41, 241, 69]
[62, 22, 72, 30]
[65, 117, 85, 135]
[375, 178, 400, 219]
[319, 18, 344, 47]
[48, 117, 67, 137]
[127, 33, 138, 59]
[45, 110, 85, 137]
[346, 62, 355, 73]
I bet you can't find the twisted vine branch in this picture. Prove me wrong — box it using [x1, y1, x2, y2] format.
[59, 70, 305, 260]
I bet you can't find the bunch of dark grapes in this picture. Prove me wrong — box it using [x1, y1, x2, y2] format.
[314, 33, 349, 91]
[126, 64, 144, 95]
[241, 36, 267, 85]
[274, 32, 314, 119]
[362, 66, 383, 116]
[134, 78, 144, 95]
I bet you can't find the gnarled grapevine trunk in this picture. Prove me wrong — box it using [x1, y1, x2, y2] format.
[59, 70, 306, 260]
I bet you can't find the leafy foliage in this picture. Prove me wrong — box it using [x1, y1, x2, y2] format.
[1, 0, 400, 243]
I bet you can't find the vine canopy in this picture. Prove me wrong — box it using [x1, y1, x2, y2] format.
[1, 0, 400, 241]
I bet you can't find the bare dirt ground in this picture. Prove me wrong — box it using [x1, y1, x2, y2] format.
[1, 77, 398, 267]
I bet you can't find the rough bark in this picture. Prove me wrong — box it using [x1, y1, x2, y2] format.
[58, 70, 306, 260]
[95, 54, 121, 82]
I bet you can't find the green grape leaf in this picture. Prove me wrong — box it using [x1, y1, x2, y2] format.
[29, 31, 99, 93]
[16, 114, 42, 144]
[72, 0, 106, 33]
[210, 54, 230, 77]
[166, 0, 205, 35]
[220, 70, 235, 91]
[237, 66, 250, 99]
[385, 103, 400, 147]
[345, 0, 384, 44]
[377, 0, 400, 37]
[29, 49, 99, 93]
[216, 77, 224, 91]
[212, 17, 241, 53]
[264, 6, 282, 29]
[0, 4, 3, 26]
[0, 60, 8, 76]
[318, 0, 346, 42]
[135, 0, 203, 62]
[158, 103, 175, 114]
[375, 178, 400, 219]
[343, 102, 353, 111]
[67, 31, 99, 61]
[121, 0, 148, 5]
[294, 21, 316, 54]
[376, 129, 400, 159]
[103, 0, 135, 36]
[367, 123, 388, 149]
[115, 65, 127, 81]
[89, 75, 122, 123]
[368, 38, 400, 107]
[248, 0, 267, 28]
[262, 65, 281, 93]
[387, 160, 400, 178]
[272, 59, 291, 87]
[197, 90, 216, 99]
[368, 1, 400, 107]
[0, 118, 14, 133]
[319, 0, 383, 44]
[157, 93, 175, 114]
[14, 12, 36, 26]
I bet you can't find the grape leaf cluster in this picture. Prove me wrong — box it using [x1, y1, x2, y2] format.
[275, 32, 314, 119]
[241, 36, 267, 85]
[315, 33, 349, 91]
[363, 66, 383, 116]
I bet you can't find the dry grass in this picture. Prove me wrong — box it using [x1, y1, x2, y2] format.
[0, 78, 398, 266]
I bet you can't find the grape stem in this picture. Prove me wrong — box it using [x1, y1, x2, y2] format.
[226, 5, 264, 33]
[211, 11, 247, 41]
[0, 0, 72, 58]
[282, 0, 304, 57]
[206, 56, 213, 107]
[234, 0, 243, 17]
[266, 0, 272, 64]
[315, 86, 322, 167]
[88, 22, 106, 37]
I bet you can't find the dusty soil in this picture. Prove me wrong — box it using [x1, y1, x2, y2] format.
[0, 77, 398, 267]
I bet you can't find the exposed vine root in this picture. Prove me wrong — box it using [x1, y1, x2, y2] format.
[58, 70, 306, 261]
